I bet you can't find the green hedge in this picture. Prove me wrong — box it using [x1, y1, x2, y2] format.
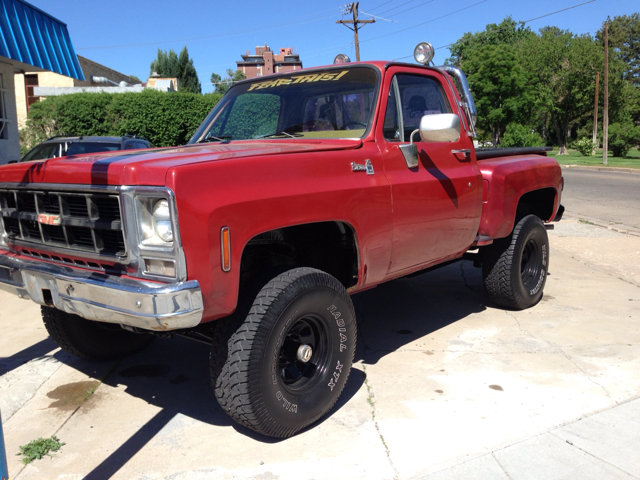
[23, 90, 222, 150]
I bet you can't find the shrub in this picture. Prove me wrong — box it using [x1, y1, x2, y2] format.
[22, 91, 223, 151]
[501, 123, 544, 148]
[608, 122, 640, 157]
[574, 137, 597, 156]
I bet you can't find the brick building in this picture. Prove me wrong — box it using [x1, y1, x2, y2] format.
[237, 45, 302, 79]
[14, 55, 138, 127]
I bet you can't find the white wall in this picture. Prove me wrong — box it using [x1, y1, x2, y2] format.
[0, 62, 21, 164]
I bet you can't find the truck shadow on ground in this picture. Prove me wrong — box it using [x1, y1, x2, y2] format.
[53, 261, 487, 478]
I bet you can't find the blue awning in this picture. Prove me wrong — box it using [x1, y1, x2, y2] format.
[0, 0, 84, 80]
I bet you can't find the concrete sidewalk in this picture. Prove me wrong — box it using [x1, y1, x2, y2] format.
[1, 218, 639, 480]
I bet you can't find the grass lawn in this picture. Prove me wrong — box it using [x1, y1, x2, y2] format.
[550, 148, 640, 168]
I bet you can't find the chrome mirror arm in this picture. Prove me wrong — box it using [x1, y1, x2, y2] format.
[437, 65, 477, 138]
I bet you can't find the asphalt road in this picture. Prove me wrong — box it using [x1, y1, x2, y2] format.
[560, 168, 640, 231]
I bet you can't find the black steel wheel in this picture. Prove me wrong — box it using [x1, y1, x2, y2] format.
[213, 267, 356, 438]
[482, 214, 549, 310]
[42, 307, 155, 361]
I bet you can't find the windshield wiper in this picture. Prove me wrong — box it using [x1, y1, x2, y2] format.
[256, 131, 303, 139]
[198, 135, 232, 143]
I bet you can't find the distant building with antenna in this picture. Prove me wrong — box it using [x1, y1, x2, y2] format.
[237, 44, 302, 79]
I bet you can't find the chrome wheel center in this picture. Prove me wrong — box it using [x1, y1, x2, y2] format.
[297, 344, 313, 363]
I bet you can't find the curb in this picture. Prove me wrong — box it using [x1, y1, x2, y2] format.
[561, 164, 640, 174]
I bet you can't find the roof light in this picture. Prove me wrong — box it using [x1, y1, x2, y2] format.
[333, 53, 351, 64]
[414, 42, 434, 65]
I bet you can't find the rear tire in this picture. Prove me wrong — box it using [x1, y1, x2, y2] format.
[42, 307, 155, 361]
[482, 215, 549, 310]
[213, 267, 356, 438]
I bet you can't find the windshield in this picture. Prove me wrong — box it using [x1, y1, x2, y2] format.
[20, 141, 68, 162]
[190, 67, 378, 143]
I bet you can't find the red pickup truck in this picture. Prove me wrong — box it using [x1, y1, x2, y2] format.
[0, 46, 562, 438]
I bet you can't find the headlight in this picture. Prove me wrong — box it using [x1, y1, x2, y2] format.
[153, 200, 173, 242]
[136, 197, 174, 248]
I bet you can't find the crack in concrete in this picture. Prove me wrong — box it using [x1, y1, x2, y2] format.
[503, 310, 539, 342]
[503, 308, 617, 402]
[555, 345, 616, 403]
[361, 363, 399, 480]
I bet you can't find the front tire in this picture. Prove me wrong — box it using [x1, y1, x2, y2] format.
[482, 215, 549, 310]
[42, 307, 155, 361]
[213, 267, 356, 438]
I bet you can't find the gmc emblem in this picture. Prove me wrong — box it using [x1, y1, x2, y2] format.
[38, 214, 61, 226]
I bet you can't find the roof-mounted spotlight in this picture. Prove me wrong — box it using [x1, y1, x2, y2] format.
[414, 42, 434, 65]
[334, 53, 351, 64]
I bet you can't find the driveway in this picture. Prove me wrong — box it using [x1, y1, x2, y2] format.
[1, 218, 639, 479]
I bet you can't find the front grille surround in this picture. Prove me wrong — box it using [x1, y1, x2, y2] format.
[1, 184, 187, 283]
[0, 188, 126, 260]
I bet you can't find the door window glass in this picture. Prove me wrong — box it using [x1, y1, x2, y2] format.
[395, 74, 451, 141]
[383, 79, 401, 141]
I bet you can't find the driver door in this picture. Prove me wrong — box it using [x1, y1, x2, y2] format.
[380, 69, 482, 274]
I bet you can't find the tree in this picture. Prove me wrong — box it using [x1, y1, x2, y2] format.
[128, 75, 142, 84]
[597, 13, 640, 87]
[211, 69, 246, 94]
[150, 46, 201, 94]
[519, 29, 604, 154]
[447, 17, 534, 66]
[463, 43, 533, 146]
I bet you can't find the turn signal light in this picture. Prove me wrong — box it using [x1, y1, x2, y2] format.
[221, 227, 231, 272]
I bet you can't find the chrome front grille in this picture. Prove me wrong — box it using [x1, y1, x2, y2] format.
[0, 189, 126, 258]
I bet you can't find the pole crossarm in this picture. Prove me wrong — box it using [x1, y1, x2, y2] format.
[336, 2, 375, 61]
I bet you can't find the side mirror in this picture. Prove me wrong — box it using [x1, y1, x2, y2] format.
[398, 114, 462, 169]
[419, 114, 461, 143]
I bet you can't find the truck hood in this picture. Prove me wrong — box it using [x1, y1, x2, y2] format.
[0, 139, 363, 186]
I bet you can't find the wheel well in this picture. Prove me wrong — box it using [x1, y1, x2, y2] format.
[239, 222, 359, 289]
[515, 188, 556, 225]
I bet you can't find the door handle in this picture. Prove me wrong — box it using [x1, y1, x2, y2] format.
[452, 149, 472, 161]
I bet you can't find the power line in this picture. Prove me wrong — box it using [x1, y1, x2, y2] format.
[385, 0, 437, 18]
[359, 11, 398, 22]
[367, 0, 395, 13]
[392, 0, 597, 60]
[300, 0, 485, 61]
[376, 0, 416, 16]
[364, 0, 488, 45]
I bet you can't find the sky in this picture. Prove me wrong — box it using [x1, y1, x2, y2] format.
[29, 0, 639, 93]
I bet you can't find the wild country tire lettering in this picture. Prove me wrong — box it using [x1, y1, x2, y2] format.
[327, 305, 347, 391]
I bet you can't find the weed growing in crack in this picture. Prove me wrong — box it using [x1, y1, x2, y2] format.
[17, 436, 65, 465]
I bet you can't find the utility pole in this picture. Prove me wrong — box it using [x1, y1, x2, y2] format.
[603, 23, 609, 165]
[592, 71, 599, 156]
[336, 2, 375, 62]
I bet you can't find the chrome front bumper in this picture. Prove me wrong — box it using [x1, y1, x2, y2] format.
[0, 254, 203, 331]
